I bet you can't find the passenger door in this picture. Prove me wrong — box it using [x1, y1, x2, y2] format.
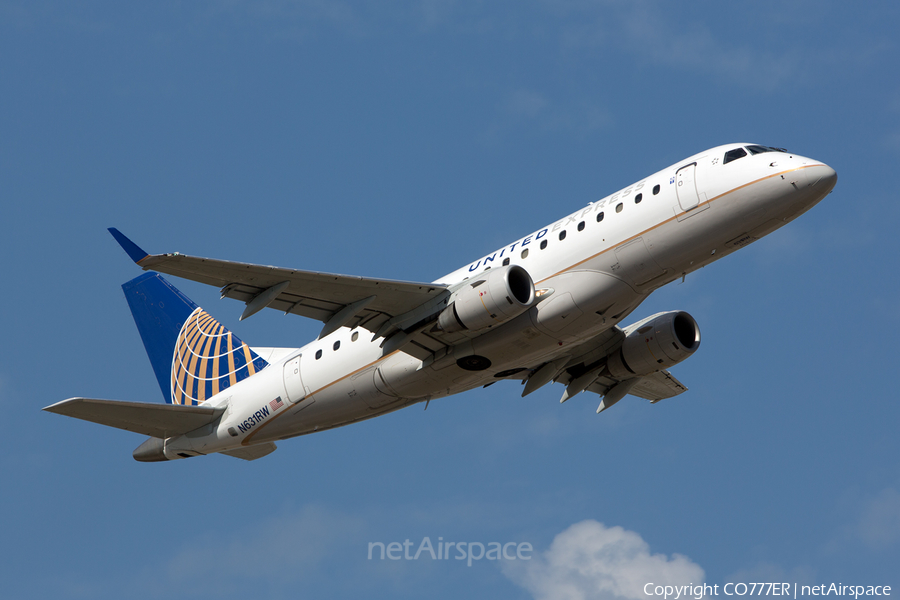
[283, 354, 308, 404]
[675, 163, 700, 212]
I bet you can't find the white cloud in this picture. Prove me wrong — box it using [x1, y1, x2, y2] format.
[550, 4, 889, 94]
[508, 89, 551, 119]
[482, 88, 612, 143]
[504, 520, 706, 600]
[853, 488, 900, 548]
[554, 4, 801, 93]
[824, 486, 900, 556]
[147, 504, 365, 595]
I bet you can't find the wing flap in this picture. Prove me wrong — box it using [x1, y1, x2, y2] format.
[43, 397, 225, 439]
[219, 281, 365, 322]
[220, 442, 277, 461]
[629, 370, 688, 402]
[559, 329, 688, 405]
[585, 370, 687, 403]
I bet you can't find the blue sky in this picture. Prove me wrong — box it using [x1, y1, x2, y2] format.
[2, 2, 899, 598]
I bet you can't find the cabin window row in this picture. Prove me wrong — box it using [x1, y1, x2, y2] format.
[314, 330, 360, 360]
[488, 180, 662, 268]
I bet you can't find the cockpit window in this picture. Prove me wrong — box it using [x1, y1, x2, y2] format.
[746, 145, 787, 155]
[723, 147, 748, 164]
[747, 146, 787, 154]
[746, 145, 772, 155]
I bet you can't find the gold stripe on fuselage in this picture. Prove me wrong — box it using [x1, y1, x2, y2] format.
[536, 165, 818, 285]
[241, 165, 822, 445]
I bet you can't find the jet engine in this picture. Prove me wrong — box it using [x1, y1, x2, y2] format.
[606, 311, 701, 378]
[437, 264, 536, 333]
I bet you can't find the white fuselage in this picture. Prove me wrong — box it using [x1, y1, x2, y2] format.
[164, 144, 837, 459]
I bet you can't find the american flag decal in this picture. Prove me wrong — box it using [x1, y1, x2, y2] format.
[270, 396, 284, 411]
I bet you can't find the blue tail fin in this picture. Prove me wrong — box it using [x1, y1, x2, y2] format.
[122, 272, 268, 405]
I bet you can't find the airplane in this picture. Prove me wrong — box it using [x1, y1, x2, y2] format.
[44, 143, 837, 462]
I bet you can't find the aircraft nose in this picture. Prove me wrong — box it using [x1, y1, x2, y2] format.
[808, 162, 837, 192]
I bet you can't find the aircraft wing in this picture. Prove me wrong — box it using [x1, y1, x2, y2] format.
[540, 327, 688, 410]
[584, 369, 688, 402]
[628, 370, 688, 402]
[109, 229, 450, 347]
[220, 443, 277, 461]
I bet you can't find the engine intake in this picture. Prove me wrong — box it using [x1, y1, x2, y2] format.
[437, 265, 536, 333]
[607, 311, 701, 378]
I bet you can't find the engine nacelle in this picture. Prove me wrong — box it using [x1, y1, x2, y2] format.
[607, 311, 701, 378]
[437, 264, 536, 333]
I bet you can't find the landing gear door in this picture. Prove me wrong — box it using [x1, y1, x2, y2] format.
[283, 354, 307, 404]
[676, 163, 700, 212]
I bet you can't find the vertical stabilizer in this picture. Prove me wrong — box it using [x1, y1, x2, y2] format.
[122, 272, 268, 405]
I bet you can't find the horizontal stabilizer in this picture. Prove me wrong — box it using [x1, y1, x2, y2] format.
[220, 442, 277, 461]
[43, 397, 225, 439]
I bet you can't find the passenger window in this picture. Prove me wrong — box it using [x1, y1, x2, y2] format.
[577, 221, 585, 231]
[502, 257, 510, 266]
[559, 230, 567, 241]
[540, 240, 548, 250]
[315, 349, 322, 360]
[333, 340, 340, 351]
[635, 193, 642, 204]
[616, 203, 623, 213]
[653, 184, 660, 195]
[521, 248, 529, 259]
[723, 147, 748, 164]
[596, 211, 604, 222]
[351, 331, 359, 342]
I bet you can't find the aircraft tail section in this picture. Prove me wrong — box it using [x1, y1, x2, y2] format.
[43, 397, 225, 439]
[122, 272, 268, 405]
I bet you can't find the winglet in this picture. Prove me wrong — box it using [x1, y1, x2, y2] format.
[108, 228, 150, 264]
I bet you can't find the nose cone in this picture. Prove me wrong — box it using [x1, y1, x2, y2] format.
[809, 163, 837, 193]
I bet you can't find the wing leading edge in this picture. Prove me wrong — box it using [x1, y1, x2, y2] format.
[108, 229, 450, 349]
